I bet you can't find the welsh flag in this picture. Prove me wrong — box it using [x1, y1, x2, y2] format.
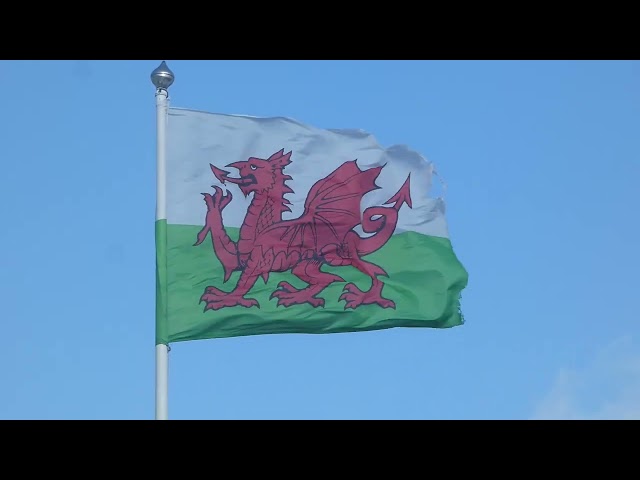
[156, 108, 468, 344]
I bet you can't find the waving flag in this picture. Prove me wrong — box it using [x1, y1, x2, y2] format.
[155, 107, 468, 344]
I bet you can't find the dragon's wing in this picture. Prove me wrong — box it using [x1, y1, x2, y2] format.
[260, 161, 382, 255]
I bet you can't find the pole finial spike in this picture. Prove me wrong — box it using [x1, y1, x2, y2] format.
[151, 61, 175, 90]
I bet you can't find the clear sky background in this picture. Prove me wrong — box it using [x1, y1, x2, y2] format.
[0, 60, 638, 420]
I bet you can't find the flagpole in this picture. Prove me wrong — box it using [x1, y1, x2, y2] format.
[151, 61, 174, 420]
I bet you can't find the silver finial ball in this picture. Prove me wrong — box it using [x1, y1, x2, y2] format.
[151, 61, 175, 90]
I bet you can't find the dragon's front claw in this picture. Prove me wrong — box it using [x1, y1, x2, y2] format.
[195, 187, 234, 247]
[200, 286, 259, 311]
[202, 187, 233, 213]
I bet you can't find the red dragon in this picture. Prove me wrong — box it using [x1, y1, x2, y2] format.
[194, 149, 412, 311]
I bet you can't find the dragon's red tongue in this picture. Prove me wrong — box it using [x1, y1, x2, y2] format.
[210, 164, 233, 184]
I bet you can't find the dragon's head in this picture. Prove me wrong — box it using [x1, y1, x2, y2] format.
[210, 149, 292, 196]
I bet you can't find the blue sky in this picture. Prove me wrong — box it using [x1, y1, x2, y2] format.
[0, 60, 638, 420]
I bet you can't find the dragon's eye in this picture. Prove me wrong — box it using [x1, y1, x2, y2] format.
[250, 164, 258, 171]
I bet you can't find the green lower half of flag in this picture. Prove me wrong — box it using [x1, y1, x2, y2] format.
[155, 221, 468, 344]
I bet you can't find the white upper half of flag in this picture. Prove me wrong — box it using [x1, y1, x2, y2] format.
[165, 107, 450, 239]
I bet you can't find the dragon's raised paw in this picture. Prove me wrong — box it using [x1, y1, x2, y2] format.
[194, 187, 233, 247]
[200, 286, 259, 311]
[201, 186, 233, 213]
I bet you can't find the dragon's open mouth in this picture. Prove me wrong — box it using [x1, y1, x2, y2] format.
[210, 164, 257, 187]
[224, 174, 256, 186]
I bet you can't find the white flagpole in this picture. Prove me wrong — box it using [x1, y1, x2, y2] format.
[151, 61, 174, 420]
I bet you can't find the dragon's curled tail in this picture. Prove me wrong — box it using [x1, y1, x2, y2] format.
[356, 174, 412, 256]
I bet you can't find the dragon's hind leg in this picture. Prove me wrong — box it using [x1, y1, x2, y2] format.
[334, 232, 396, 310]
[270, 260, 344, 308]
